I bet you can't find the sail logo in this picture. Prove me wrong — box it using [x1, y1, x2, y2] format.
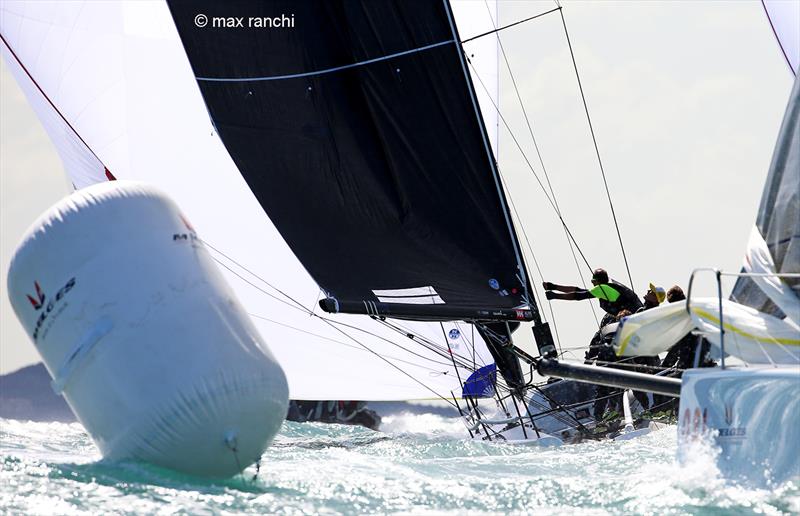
[26, 281, 45, 310]
[29, 277, 76, 342]
[448, 329, 460, 340]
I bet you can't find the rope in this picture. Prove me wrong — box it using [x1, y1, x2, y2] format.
[461, 7, 561, 44]
[441, 323, 465, 386]
[558, 9, 635, 292]
[247, 312, 456, 373]
[319, 317, 459, 409]
[224, 432, 243, 476]
[465, 56, 593, 273]
[480, 0, 597, 336]
[200, 239, 464, 406]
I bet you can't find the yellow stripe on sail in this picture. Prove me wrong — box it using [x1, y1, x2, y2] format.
[691, 307, 800, 346]
[617, 329, 636, 356]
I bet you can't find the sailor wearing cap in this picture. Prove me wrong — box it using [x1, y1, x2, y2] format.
[638, 283, 666, 312]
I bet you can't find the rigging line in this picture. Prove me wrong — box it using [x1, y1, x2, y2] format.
[482, 1, 560, 215]
[318, 317, 459, 409]
[210, 235, 476, 368]
[201, 239, 312, 312]
[465, 56, 593, 273]
[196, 40, 454, 82]
[445, 321, 485, 369]
[558, 9, 635, 291]
[461, 7, 561, 44]
[375, 318, 485, 371]
[495, 164, 554, 335]
[377, 319, 464, 366]
[388, 322, 486, 373]
[481, 1, 598, 328]
[205, 243, 459, 370]
[316, 316, 457, 369]
[761, 0, 796, 75]
[211, 256, 311, 315]
[201, 242, 468, 401]
[506, 381, 587, 431]
[441, 323, 465, 386]
[471, 324, 476, 369]
[207, 246, 479, 371]
[246, 312, 451, 373]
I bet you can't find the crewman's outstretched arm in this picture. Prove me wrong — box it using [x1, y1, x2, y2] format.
[543, 282, 585, 293]
[545, 290, 593, 301]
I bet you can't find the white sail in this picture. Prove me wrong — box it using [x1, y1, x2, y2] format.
[1, 0, 500, 401]
[615, 298, 800, 365]
[763, 0, 800, 76]
[616, 67, 800, 367]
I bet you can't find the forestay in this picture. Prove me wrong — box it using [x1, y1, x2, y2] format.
[1, 0, 503, 400]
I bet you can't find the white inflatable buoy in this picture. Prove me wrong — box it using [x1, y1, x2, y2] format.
[7, 181, 289, 477]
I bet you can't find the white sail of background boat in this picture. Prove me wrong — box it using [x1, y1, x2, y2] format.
[611, 3, 799, 481]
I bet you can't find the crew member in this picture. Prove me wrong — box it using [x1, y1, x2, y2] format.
[661, 286, 716, 373]
[657, 285, 716, 412]
[587, 309, 632, 421]
[637, 283, 666, 313]
[544, 268, 642, 326]
[626, 283, 667, 411]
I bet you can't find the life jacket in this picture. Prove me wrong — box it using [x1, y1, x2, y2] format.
[591, 279, 643, 316]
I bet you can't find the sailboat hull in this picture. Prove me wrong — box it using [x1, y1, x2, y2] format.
[678, 367, 800, 484]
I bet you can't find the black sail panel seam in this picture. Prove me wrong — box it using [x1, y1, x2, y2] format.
[196, 39, 455, 82]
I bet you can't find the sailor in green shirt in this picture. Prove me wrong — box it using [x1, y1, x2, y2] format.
[543, 268, 642, 326]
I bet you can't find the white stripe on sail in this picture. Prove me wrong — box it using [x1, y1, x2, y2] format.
[377, 296, 445, 305]
[372, 286, 439, 297]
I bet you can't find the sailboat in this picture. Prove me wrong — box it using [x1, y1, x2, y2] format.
[2, 0, 794, 461]
[0, 0, 577, 445]
[1, 1, 498, 406]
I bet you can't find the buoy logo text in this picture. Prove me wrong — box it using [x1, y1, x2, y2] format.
[31, 277, 76, 342]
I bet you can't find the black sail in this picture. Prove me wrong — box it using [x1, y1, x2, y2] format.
[167, 0, 532, 318]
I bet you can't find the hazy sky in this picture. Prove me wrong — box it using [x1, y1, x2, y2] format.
[0, 0, 795, 374]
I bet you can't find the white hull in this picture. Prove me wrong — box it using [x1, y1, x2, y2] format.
[469, 414, 563, 446]
[678, 366, 800, 484]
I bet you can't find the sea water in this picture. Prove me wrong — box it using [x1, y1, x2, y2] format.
[1, 414, 797, 515]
